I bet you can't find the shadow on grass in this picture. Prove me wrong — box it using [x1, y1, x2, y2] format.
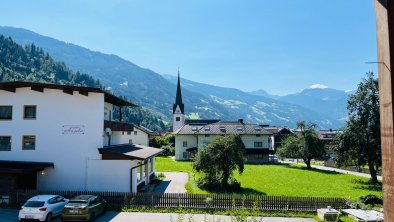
[352, 179, 382, 192]
[283, 164, 341, 175]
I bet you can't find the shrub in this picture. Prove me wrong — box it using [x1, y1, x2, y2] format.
[160, 145, 175, 156]
[359, 194, 383, 205]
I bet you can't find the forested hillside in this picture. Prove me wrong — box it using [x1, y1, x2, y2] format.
[0, 35, 166, 130]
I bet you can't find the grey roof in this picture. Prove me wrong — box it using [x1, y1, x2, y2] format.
[98, 144, 163, 160]
[133, 124, 153, 135]
[175, 121, 272, 135]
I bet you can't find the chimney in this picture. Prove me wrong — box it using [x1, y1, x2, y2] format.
[238, 119, 244, 124]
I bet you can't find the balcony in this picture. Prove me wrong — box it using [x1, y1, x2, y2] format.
[104, 120, 134, 132]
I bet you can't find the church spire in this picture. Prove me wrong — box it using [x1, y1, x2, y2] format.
[173, 69, 185, 114]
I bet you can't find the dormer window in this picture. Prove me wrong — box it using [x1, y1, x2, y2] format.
[255, 128, 261, 132]
[236, 126, 243, 132]
[204, 127, 210, 131]
[176, 117, 180, 121]
[191, 127, 198, 131]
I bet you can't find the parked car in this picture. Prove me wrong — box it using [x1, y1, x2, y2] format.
[61, 195, 107, 221]
[19, 195, 69, 222]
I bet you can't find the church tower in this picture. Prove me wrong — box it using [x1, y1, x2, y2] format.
[172, 70, 185, 132]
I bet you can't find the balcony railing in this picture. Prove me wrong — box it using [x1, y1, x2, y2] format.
[104, 120, 134, 132]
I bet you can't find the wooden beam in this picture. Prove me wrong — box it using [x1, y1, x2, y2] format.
[62, 89, 73, 95]
[374, 0, 394, 220]
[0, 86, 16, 93]
[31, 86, 44, 93]
[79, 91, 89, 96]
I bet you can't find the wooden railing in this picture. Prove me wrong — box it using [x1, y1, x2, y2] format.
[104, 120, 134, 132]
[5, 190, 349, 212]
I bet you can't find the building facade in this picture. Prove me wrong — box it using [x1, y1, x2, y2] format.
[174, 120, 274, 163]
[171, 75, 273, 163]
[0, 82, 161, 193]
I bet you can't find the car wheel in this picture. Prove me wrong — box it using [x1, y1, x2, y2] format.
[46, 213, 53, 222]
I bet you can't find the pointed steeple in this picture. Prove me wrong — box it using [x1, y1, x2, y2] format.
[173, 69, 185, 114]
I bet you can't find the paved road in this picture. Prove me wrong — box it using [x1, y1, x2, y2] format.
[154, 172, 188, 193]
[281, 160, 382, 180]
[1, 209, 316, 222]
[310, 165, 383, 181]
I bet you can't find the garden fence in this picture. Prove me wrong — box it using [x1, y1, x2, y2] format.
[4, 190, 349, 212]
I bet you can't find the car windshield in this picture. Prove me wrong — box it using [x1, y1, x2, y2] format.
[24, 201, 45, 207]
[69, 200, 87, 203]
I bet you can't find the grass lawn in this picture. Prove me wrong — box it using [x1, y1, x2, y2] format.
[156, 157, 382, 200]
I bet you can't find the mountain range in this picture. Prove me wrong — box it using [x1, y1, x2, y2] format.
[0, 26, 350, 129]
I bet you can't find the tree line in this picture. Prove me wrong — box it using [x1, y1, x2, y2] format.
[0, 35, 166, 131]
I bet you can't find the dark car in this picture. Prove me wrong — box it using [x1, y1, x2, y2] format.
[61, 195, 106, 221]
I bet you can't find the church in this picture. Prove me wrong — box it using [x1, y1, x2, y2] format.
[172, 73, 275, 163]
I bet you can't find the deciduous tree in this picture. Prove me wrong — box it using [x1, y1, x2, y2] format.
[334, 72, 381, 184]
[277, 121, 325, 169]
[193, 134, 245, 189]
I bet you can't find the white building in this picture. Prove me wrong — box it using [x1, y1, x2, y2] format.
[174, 120, 274, 163]
[0, 81, 161, 193]
[171, 75, 273, 163]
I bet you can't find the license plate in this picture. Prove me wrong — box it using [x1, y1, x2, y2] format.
[70, 209, 78, 213]
[25, 215, 34, 219]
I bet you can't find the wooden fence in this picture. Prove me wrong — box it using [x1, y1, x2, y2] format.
[4, 190, 349, 212]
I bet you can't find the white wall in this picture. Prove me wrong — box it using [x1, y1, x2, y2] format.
[86, 159, 137, 192]
[111, 128, 149, 146]
[197, 134, 271, 149]
[241, 135, 270, 149]
[0, 87, 104, 191]
[172, 106, 185, 132]
[175, 135, 197, 160]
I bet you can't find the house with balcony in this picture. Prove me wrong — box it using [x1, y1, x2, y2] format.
[0, 81, 162, 193]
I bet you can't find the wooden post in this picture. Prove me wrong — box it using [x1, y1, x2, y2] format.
[374, 0, 394, 220]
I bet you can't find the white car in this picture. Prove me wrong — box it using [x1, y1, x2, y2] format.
[19, 195, 69, 222]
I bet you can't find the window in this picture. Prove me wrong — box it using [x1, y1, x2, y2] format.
[129, 139, 133, 144]
[127, 131, 132, 135]
[254, 142, 263, 148]
[176, 117, 180, 121]
[205, 134, 210, 137]
[183, 152, 189, 159]
[134, 131, 138, 135]
[22, 136, 36, 150]
[0, 106, 12, 120]
[24, 105, 36, 119]
[183, 141, 187, 147]
[0, 136, 11, 151]
[256, 134, 261, 137]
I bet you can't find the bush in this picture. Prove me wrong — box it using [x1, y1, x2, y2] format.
[159, 145, 175, 156]
[359, 194, 383, 205]
[196, 178, 242, 193]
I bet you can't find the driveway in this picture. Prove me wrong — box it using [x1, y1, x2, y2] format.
[281, 160, 382, 180]
[1, 209, 316, 222]
[154, 172, 188, 193]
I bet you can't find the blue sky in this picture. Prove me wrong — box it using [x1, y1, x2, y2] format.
[0, 0, 378, 95]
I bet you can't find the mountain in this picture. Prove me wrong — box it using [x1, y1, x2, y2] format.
[0, 35, 166, 130]
[163, 75, 342, 128]
[0, 26, 344, 129]
[0, 26, 231, 121]
[278, 87, 350, 123]
[249, 89, 280, 100]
